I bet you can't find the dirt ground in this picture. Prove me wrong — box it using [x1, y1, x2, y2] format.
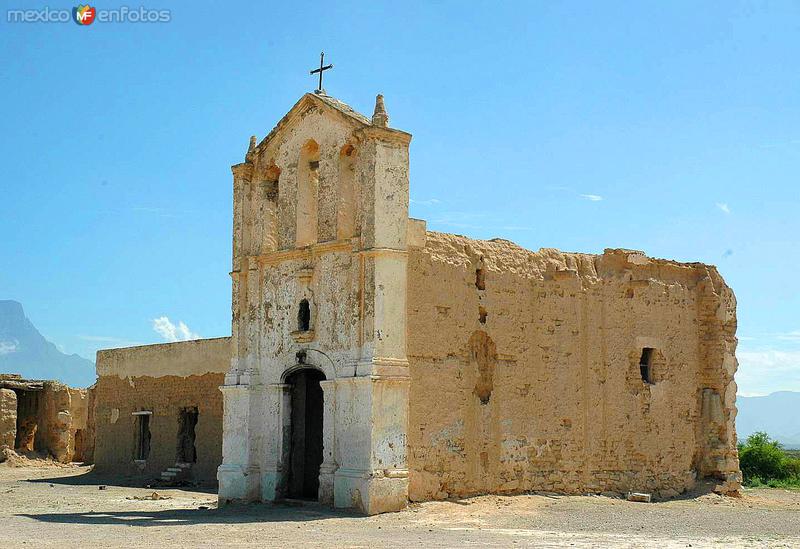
[1, 463, 799, 548]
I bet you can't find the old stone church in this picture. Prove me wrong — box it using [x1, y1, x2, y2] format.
[92, 91, 741, 514]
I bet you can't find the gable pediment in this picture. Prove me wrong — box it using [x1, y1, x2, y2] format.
[255, 93, 370, 156]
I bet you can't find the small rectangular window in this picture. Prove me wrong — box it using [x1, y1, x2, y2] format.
[639, 348, 653, 384]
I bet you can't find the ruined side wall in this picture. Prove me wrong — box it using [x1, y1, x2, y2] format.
[406, 232, 739, 500]
[0, 389, 16, 450]
[93, 338, 230, 484]
[36, 382, 76, 462]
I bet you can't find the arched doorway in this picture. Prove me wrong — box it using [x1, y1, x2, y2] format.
[286, 368, 326, 500]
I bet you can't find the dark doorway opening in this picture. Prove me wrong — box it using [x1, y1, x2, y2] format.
[14, 389, 40, 452]
[286, 368, 325, 500]
[176, 406, 198, 464]
[73, 429, 88, 462]
[135, 414, 151, 461]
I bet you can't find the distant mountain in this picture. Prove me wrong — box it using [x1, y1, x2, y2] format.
[0, 300, 95, 388]
[737, 391, 800, 449]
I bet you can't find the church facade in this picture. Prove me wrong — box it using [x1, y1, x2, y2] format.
[216, 91, 741, 513]
[94, 92, 741, 515]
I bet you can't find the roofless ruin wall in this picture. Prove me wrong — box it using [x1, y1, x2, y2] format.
[406, 232, 739, 500]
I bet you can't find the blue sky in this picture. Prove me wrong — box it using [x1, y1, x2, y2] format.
[0, 1, 798, 395]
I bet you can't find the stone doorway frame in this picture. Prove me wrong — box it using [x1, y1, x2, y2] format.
[267, 361, 337, 504]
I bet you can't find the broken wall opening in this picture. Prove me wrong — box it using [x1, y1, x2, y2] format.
[14, 389, 40, 453]
[176, 406, 198, 464]
[470, 331, 497, 405]
[73, 429, 88, 462]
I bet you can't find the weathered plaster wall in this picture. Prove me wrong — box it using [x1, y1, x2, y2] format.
[406, 232, 739, 500]
[97, 337, 231, 380]
[93, 337, 230, 483]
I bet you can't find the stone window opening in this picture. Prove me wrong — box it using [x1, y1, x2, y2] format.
[298, 299, 311, 332]
[639, 348, 654, 384]
[134, 413, 152, 461]
[176, 406, 198, 464]
[478, 306, 487, 324]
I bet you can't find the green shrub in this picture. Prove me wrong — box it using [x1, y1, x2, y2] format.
[739, 432, 800, 488]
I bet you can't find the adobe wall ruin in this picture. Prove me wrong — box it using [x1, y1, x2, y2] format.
[0, 374, 90, 463]
[406, 231, 740, 500]
[0, 388, 16, 450]
[92, 337, 230, 484]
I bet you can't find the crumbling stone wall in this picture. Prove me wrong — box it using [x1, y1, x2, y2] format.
[406, 232, 740, 500]
[0, 377, 90, 462]
[36, 381, 76, 462]
[93, 337, 230, 484]
[0, 388, 16, 450]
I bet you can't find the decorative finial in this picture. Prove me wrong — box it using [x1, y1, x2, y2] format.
[245, 135, 257, 161]
[372, 94, 388, 127]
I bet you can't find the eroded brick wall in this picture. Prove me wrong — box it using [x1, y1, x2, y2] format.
[93, 373, 224, 483]
[406, 232, 739, 500]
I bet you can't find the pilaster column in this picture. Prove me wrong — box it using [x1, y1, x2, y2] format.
[261, 383, 292, 501]
[332, 376, 410, 514]
[217, 384, 260, 504]
[318, 380, 337, 504]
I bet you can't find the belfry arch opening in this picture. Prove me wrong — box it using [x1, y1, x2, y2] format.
[296, 139, 320, 247]
[285, 368, 326, 500]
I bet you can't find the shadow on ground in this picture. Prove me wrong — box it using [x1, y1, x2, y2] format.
[25, 466, 216, 494]
[19, 500, 364, 527]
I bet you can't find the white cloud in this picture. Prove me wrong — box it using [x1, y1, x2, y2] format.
[736, 349, 800, 395]
[152, 316, 200, 343]
[78, 335, 143, 348]
[410, 198, 441, 206]
[580, 194, 603, 202]
[0, 340, 19, 355]
[776, 330, 800, 342]
[716, 202, 731, 214]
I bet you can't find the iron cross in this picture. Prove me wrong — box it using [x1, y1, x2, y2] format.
[310, 51, 333, 94]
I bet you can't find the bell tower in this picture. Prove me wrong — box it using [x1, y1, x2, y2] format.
[218, 92, 413, 514]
